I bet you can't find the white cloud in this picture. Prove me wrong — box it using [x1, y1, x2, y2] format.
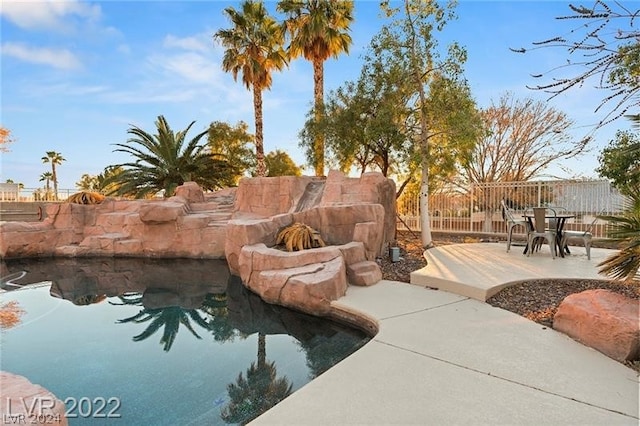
[1, 42, 82, 70]
[0, 0, 101, 32]
[148, 51, 221, 85]
[163, 34, 210, 53]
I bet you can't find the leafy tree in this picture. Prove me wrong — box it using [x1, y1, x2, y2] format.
[107, 115, 236, 198]
[41, 151, 65, 201]
[299, 50, 411, 179]
[378, 0, 478, 247]
[0, 127, 14, 152]
[463, 92, 587, 184]
[597, 129, 640, 194]
[215, 1, 288, 177]
[513, 1, 640, 126]
[76, 173, 98, 191]
[278, 0, 354, 176]
[263, 149, 302, 177]
[207, 120, 255, 184]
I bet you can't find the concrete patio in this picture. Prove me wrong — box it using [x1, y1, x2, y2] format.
[411, 241, 614, 301]
[251, 242, 639, 425]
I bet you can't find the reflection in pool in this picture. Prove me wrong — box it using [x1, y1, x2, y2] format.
[0, 257, 370, 425]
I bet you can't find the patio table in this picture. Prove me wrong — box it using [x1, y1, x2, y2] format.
[522, 212, 575, 258]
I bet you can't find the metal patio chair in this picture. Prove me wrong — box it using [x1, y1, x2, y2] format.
[526, 207, 557, 258]
[560, 214, 599, 260]
[501, 199, 528, 252]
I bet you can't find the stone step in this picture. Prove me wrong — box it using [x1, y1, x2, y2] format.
[347, 260, 382, 287]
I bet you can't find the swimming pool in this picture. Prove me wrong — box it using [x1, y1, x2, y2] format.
[0, 257, 370, 425]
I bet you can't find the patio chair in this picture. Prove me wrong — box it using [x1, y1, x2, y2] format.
[501, 199, 528, 252]
[526, 207, 557, 258]
[560, 214, 598, 260]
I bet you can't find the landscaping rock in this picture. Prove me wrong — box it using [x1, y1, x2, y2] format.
[553, 289, 640, 362]
[173, 181, 204, 203]
[347, 261, 382, 286]
[0, 371, 68, 425]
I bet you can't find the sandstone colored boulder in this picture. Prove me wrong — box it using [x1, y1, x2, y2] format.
[233, 175, 319, 218]
[0, 371, 68, 426]
[138, 201, 187, 223]
[173, 181, 205, 203]
[554, 289, 640, 362]
[347, 261, 382, 286]
[282, 256, 347, 315]
[247, 256, 348, 316]
[236, 241, 380, 316]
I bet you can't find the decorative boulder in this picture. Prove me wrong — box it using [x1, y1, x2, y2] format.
[553, 289, 640, 363]
[0, 371, 68, 425]
[173, 181, 204, 203]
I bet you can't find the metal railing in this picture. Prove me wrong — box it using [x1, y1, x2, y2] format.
[0, 188, 77, 202]
[397, 180, 627, 239]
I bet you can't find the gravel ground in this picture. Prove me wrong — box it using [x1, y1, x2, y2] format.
[379, 230, 640, 372]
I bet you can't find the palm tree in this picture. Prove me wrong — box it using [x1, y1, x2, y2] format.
[214, 1, 288, 177]
[39, 171, 53, 196]
[41, 151, 65, 200]
[277, 0, 354, 176]
[107, 115, 236, 198]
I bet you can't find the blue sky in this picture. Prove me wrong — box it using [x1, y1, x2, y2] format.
[1, 0, 633, 190]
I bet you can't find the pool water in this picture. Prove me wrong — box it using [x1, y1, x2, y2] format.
[0, 257, 370, 425]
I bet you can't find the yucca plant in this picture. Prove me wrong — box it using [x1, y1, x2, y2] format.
[598, 184, 640, 284]
[276, 222, 326, 252]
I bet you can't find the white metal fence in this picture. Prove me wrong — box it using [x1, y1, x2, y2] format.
[0, 188, 77, 202]
[397, 180, 627, 239]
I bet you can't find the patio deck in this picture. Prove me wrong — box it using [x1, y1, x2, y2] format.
[411, 241, 612, 301]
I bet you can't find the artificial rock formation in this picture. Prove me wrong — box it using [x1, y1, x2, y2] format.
[237, 241, 380, 315]
[1, 172, 395, 317]
[553, 289, 640, 363]
[0, 187, 235, 259]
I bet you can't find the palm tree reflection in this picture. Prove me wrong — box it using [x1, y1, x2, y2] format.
[112, 292, 230, 352]
[221, 333, 292, 425]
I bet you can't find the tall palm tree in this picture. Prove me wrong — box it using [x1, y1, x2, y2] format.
[39, 171, 53, 197]
[215, 1, 288, 177]
[277, 0, 354, 176]
[41, 151, 65, 200]
[108, 115, 236, 198]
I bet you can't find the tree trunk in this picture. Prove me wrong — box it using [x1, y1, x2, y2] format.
[419, 166, 433, 247]
[253, 83, 267, 177]
[313, 58, 325, 177]
[52, 163, 59, 201]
